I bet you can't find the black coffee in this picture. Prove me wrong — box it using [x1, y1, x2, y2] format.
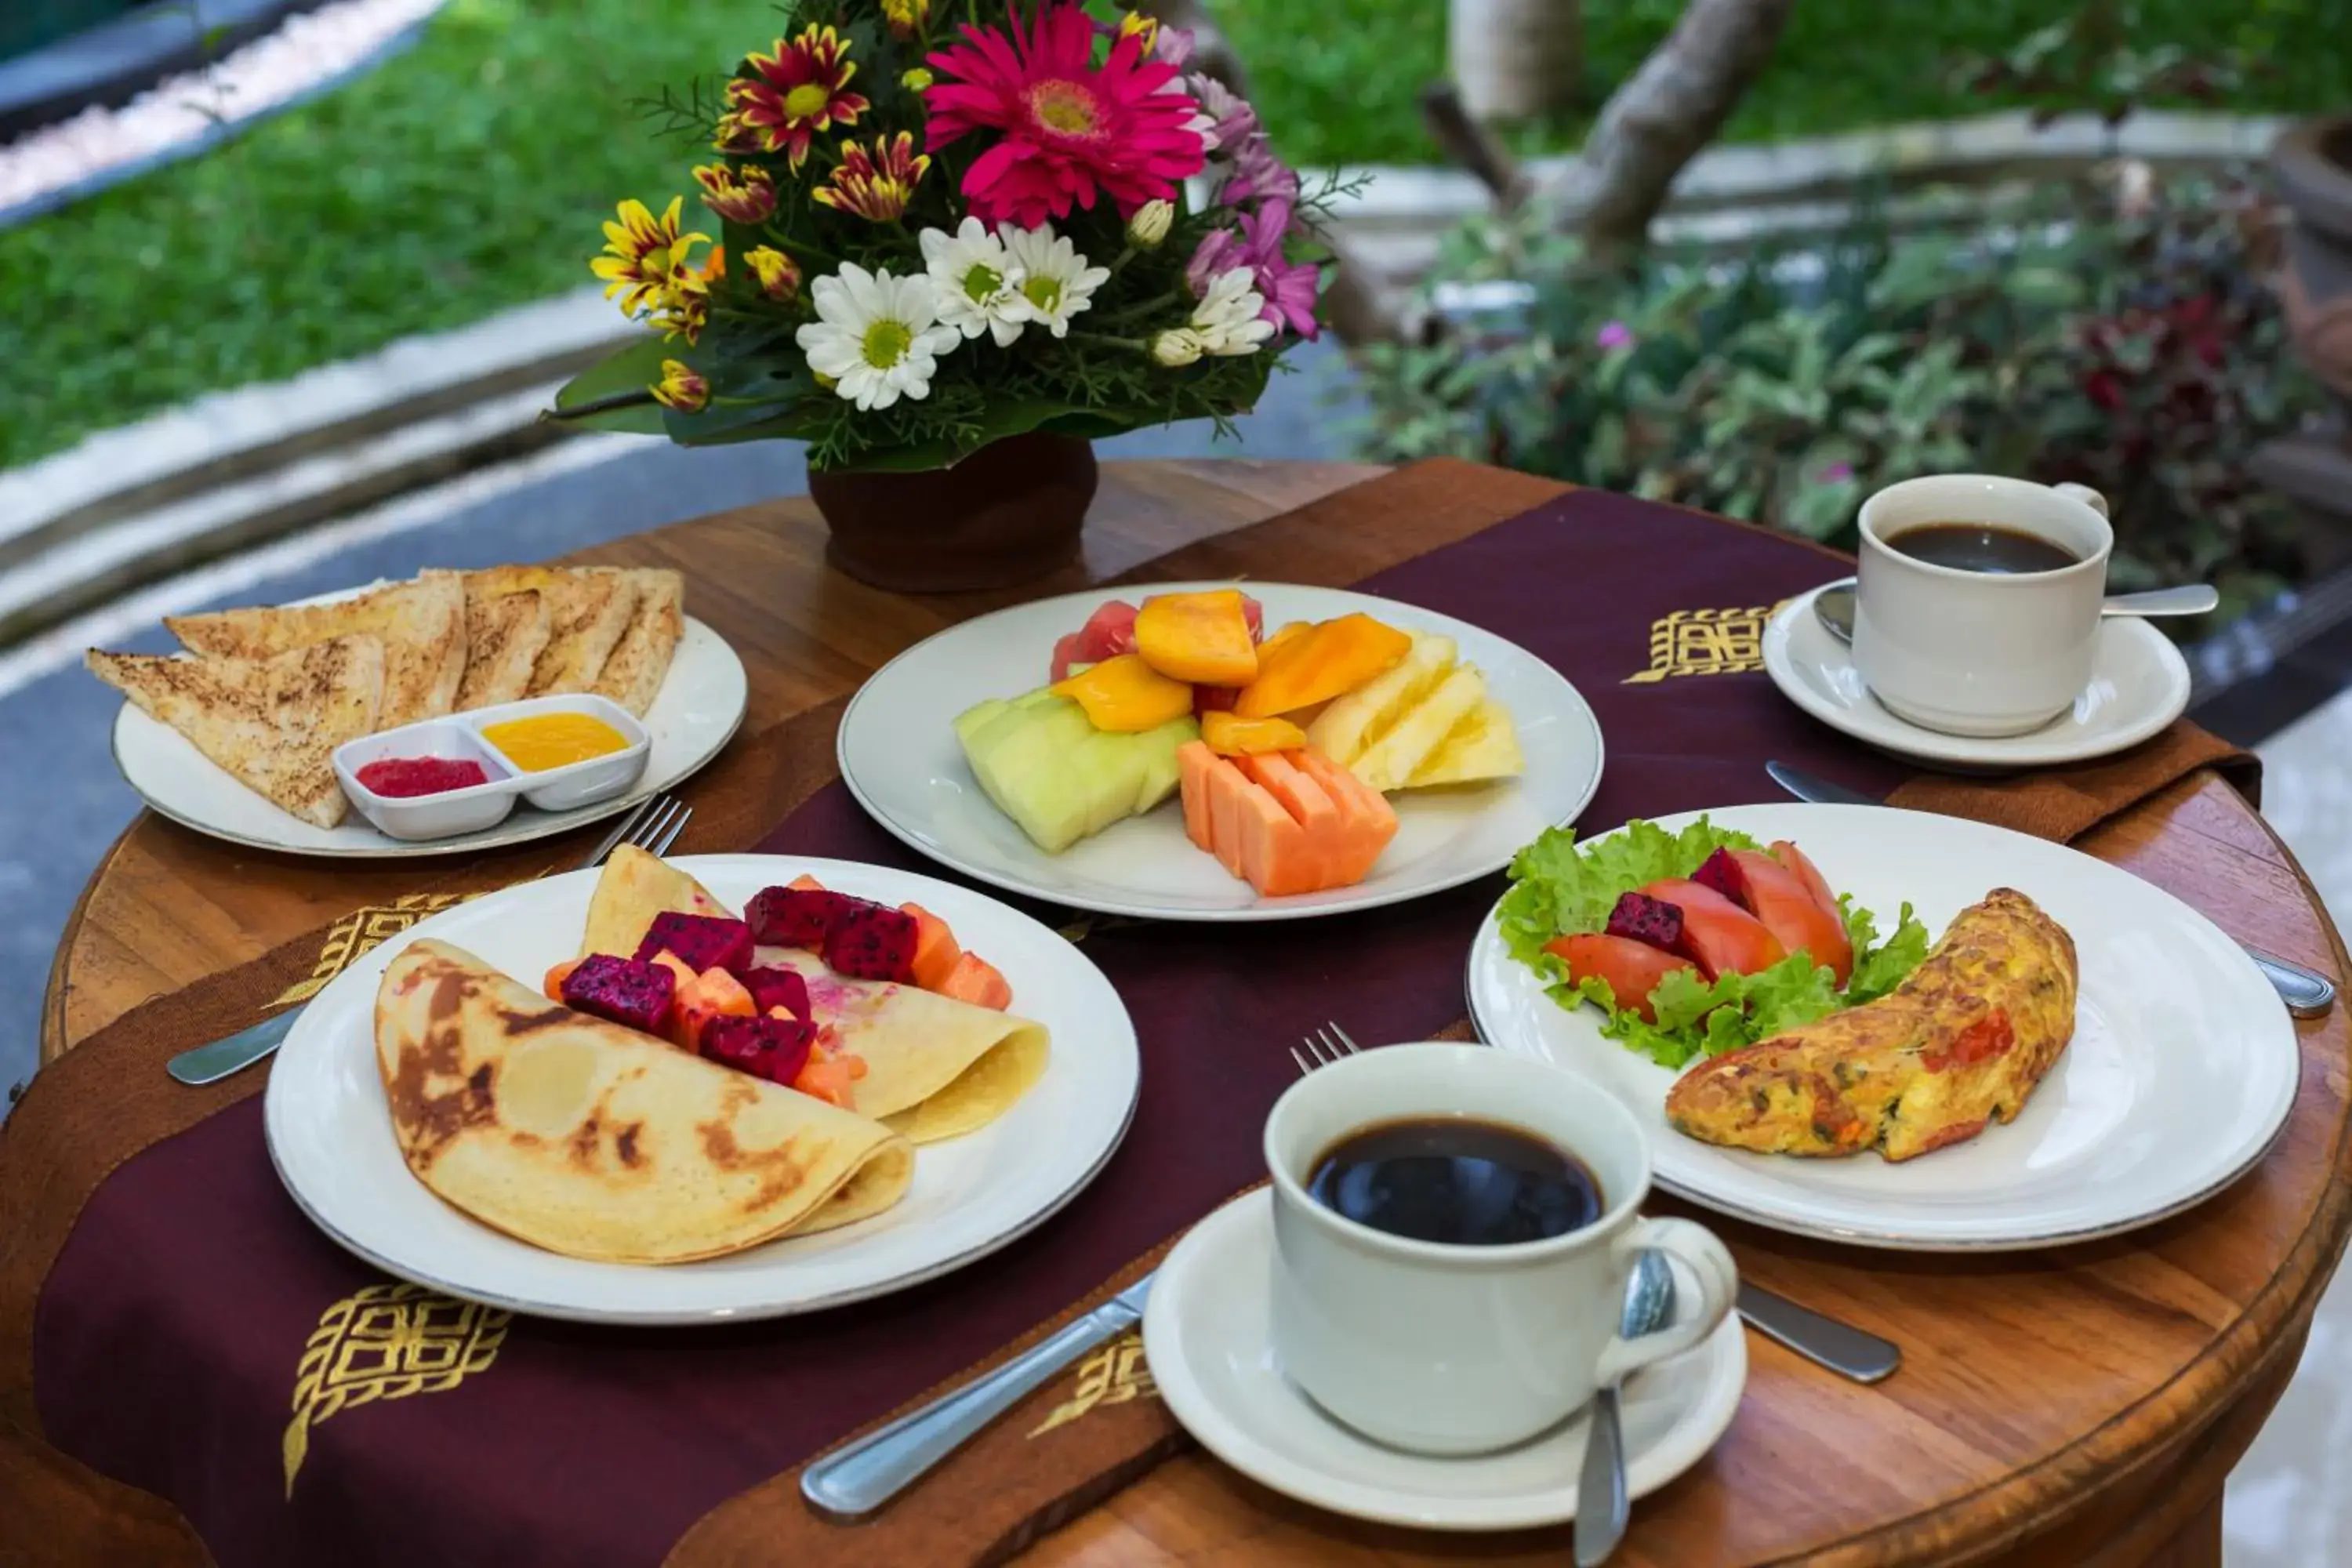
[1305, 1116, 1603, 1247]
[1886, 521, 2080, 575]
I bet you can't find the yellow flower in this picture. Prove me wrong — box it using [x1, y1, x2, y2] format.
[651, 360, 709, 413]
[1116, 12, 1159, 53]
[901, 67, 934, 91]
[744, 245, 802, 303]
[694, 162, 778, 224]
[811, 132, 928, 223]
[591, 197, 709, 320]
[882, 0, 928, 40]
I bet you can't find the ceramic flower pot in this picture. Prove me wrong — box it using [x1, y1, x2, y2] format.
[809, 430, 1098, 593]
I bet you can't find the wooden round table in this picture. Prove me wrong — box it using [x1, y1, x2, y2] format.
[40, 459, 2352, 1566]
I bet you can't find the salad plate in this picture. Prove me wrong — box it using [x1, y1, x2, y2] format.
[837, 583, 1604, 922]
[1465, 803, 2299, 1250]
[267, 854, 1140, 1323]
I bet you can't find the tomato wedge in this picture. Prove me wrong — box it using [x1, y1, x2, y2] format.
[1728, 850, 1853, 985]
[1767, 840, 1842, 922]
[1638, 878, 1787, 980]
[1544, 934, 1697, 1022]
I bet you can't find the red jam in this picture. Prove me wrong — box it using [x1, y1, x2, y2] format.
[355, 756, 490, 798]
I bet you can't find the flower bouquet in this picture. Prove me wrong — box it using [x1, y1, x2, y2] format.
[550, 1, 1328, 587]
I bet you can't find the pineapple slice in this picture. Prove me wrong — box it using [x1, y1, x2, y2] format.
[1353, 664, 1487, 793]
[1406, 697, 1526, 786]
[1305, 633, 1457, 766]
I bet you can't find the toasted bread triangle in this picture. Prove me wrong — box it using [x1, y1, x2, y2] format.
[89, 636, 385, 828]
[591, 568, 684, 717]
[456, 586, 553, 710]
[165, 574, 464, 728]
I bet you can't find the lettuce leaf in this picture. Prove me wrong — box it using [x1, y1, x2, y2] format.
[1498, 818, 1932, 1068]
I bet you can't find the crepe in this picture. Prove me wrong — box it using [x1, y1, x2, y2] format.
[375, 939, 914, 1263]
[592, 568, 685, 717]
[454, 586, 552, 710]
[86, 634, 384, 828]
[1665, 888, 2078, 1162]
[576, 848, 1050, 1142]
[165, 572, 466, 729]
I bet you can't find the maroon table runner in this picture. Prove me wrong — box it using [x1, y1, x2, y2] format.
[22, 489, 2205, 1566]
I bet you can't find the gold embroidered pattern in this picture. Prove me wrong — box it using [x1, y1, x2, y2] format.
[1624, 601, 1792, 684]
[282, 1283, 512, 1494]
[270, 892, 478, 1007]
[1027, 1330, 1158, 1437]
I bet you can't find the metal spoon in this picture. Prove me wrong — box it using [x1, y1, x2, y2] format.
[1813, 579, 2220, 645]
[1575, 1250, 1676, 1566]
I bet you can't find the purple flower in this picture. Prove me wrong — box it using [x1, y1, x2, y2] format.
[1155, 25, 1195, 69]
[1820, 461, 1854, 482]
[1237, 201, 1318, 339]
[1191, 76, 1258, 151]
[1187, 226, 1247, 296]
[1595, 320, 1633, 350]
[1220, 132, 1298, 209]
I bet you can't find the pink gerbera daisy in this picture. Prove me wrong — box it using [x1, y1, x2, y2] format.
[924, 3, 1207, 230]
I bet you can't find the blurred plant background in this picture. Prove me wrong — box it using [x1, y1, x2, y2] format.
[1358, 170, 2321, 630]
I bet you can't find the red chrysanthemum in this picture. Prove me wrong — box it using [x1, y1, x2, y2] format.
[729, 25, 872, 171]
[924, 3, 1207, 230]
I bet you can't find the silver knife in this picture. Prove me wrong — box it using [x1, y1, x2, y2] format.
[800, 1272, 1156, 1520]
[1764, 760, 2336, 1019]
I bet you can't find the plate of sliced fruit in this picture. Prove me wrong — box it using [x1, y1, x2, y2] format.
[838, 583, 1604, 920]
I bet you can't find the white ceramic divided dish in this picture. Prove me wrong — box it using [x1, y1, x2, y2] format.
[265, 855, 1141, 1323]
[332, 719, 521, 840]
[1143, 1189, 1746, 1531]
[838, 583, 1605, 922]
[1465, 803, 2299, 1250]
[112, 615, 746, 857]
[470, 693, 652, 811]
[1762, 585, 2190, 771]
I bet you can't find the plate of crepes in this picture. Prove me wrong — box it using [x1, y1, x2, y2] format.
[839, 584, 1604, 920]
[86, 564, 747, 856]
[263, 845, 1138, 1322]
[1465, 802, 2300, 1250]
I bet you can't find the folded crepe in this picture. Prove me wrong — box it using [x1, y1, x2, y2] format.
[576, 847, 1050, 1143]
[375, 939, 914, 1263]
[165, 571, 466, 729]
[87, 634, 385, 828]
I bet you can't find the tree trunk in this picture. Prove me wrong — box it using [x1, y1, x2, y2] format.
[1449, 0, 1585, 122]
[1137, 0, 1409, 346]
[1541, 0, 1792, 260]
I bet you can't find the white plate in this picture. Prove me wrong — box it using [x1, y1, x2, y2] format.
[111, 615, 748, 858]
[1465, 804, 2299, 1251]
[1142, 1189, 1745, 1531]
[1761, 584, 2191, 771]
[837, 583, 1604, 921]
[264, 855, 1141, 1323]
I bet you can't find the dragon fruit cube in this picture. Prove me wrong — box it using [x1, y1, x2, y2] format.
[633, 912, 753, 976]
[1691, 848, 1746, 906]
[741, 965, 812, 1019]
[746, 886, 848, 949]
[699, 1013, 817, 1087]
[823, 902, 919, 982]
[561, 953, 677, 1036]
[1605, 891, 1684, 954]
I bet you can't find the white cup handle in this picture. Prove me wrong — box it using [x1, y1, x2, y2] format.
[2053, 481, 2109, 518]
[1594, 1217, 1739, 1385]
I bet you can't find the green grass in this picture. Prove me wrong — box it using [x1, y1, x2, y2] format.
[3, 0, 2347, 470]
[1222, 0, 2352, 165]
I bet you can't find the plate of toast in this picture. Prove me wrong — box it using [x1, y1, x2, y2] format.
[86, 564, 747, 858]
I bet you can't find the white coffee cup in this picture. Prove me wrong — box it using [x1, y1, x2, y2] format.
[1264, 1044, 1737, 1456]
[1852, 474, 2113, 738]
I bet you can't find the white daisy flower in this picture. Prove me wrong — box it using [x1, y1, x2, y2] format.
[920, 218, 1028, 347]
[1189, 267, 1275, 356]
[795, 263, 961, 411]
[998, 223, 1111, 339]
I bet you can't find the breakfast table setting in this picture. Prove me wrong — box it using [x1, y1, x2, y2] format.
[7, 449, 2352, 1568]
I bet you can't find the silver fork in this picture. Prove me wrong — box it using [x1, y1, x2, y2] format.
[1293, 1023, 1901, 1385]
[163, 794, 694, 1086]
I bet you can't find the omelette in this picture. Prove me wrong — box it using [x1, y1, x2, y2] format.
[1665, 888, 2077, 1162]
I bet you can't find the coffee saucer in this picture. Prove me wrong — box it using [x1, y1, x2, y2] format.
[1140, 1189, 1745, 1532]
[1761, 583, 2192, 771]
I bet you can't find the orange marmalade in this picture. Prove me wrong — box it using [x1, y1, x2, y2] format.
[479, 713, 631, 771]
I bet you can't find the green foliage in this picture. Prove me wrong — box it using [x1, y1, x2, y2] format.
[1215, 0, 2350, 168]
[1356, 170, 2323, 633]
